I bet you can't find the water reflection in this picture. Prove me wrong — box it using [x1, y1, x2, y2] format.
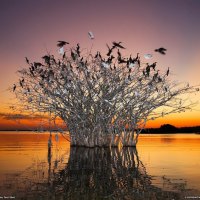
[160, 137, 176, 143]
[1, 147, 184, 200]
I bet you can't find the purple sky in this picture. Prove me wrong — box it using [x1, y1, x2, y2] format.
[0, 0, 200, 128]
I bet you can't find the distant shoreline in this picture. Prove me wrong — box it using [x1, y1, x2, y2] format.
[0, 124, 200, 134]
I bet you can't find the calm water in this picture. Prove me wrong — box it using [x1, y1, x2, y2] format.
[0, 132, 200, 199]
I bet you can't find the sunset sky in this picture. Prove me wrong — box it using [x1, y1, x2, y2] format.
[0, 0, 200, 130]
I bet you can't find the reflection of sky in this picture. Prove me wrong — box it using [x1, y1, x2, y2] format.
[0, 0, 200, 128]
[138, 134, 200, 190]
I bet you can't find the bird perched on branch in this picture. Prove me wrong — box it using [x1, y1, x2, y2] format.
[95, 51, 102, 59]
[25, 57, 30, 64]
[71, 50, 76, 61]
[19, 79, 23, 88]
[150, 62, 157, 71]
[13, 84, 16, 92]
[76, 43, 81, 57]
[166, 67, 169, 76]
[42, 55, 51, 65]
[112, 42, 125, 49]
[34, 62, 43, 68]
[155, 47, 167, 55]
[57, 41, 69, 47]
[146, 64, 151, 77]
[118, 56, 127, 64]
[107, 55, 115, 64]
[106, 44, 114, 56]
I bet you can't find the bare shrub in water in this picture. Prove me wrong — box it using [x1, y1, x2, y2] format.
[12, 42, 198, 147]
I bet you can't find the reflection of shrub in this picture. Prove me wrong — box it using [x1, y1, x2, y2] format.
[50, 147, 181, 200]
[1, 147, 187, 199]
[12, 42, 198, 147]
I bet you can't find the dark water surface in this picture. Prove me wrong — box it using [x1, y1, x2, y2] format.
[0, 132, 200, 199]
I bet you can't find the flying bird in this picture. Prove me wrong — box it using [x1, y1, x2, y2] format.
[155, 47, 167, 55]
[88, 31, 95, 39]
[57, 41, 69, 47]
[144, 54, 153, 59]
[112, 42, 125, 49]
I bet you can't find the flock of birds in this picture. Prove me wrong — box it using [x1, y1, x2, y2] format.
[13, 31, 168, 93]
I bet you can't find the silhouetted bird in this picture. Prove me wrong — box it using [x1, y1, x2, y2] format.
[57, 41, 69, 47]
[150, 62, 157, 71]
[34, 62, 43, 68]
[95, 51, 102, 59]
[166, 67, 169, 76]
[158, 77, 162, 82]
[94, 51, 99, 58]
[131, 53, 139, 63]
[62, 52, 66, 59]
[42, 55, 51, 65]
[107, 55, 115, 64]
[153, 70, 159, 80]
[76, 43, 80, 57]
[106, 44, 114, 56]
[19, 79, 23, 88]
[25, 57, 30, 64]
[71, 50, 76, 61]
[118, 57, 127, 64]
[112, 42, 125, 49]
[117, 49, 122, 58]
[13, 84, 16, 92]
[146, 64, 151, 77]
[155, 47, 167, 55]
[29, 67, 34, 76]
